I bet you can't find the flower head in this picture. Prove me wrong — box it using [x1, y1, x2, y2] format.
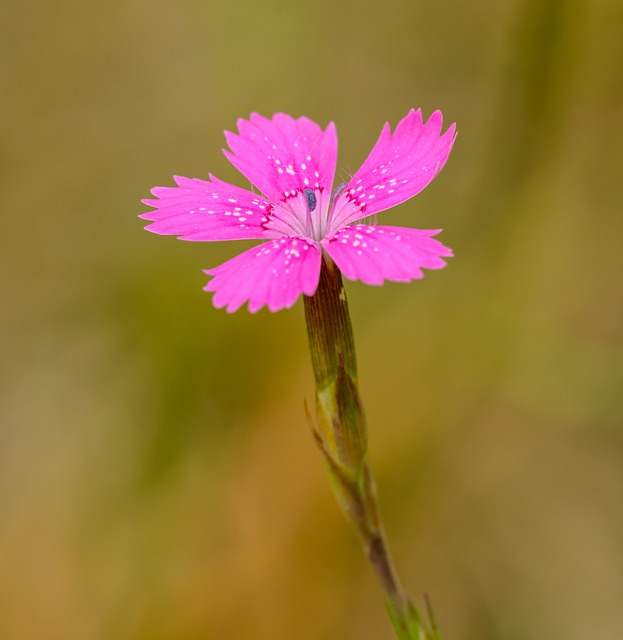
[141, 109, 456, 312]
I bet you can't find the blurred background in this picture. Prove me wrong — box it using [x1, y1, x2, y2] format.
[2, 0, 622, 638]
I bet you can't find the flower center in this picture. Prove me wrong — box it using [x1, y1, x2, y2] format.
[262, 187, 329, 242]
[260, 185, 368, 242]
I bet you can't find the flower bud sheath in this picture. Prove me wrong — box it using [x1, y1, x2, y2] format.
[304, 256, 436, 640]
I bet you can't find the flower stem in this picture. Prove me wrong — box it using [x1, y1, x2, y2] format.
[303, 256, 439, 640]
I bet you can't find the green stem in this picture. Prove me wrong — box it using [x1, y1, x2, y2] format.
[303, 256, 439, 640]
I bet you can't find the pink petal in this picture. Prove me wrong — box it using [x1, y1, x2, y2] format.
[140, 175, 270, 241]
[329, 109, 456, 229]
[204, 237, 322, 313]
[223, 113, 337, 204]
[322, 225, 453, 285]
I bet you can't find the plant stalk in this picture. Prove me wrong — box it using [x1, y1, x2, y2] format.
[303, 256, 439, 640]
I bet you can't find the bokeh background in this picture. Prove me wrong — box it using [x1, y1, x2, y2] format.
[2, 0, 622, 638]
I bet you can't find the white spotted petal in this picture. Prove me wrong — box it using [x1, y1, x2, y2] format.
[223, 113, 337, 204]
[204, 236, 322, 313]
[322, 225, 453, 285]
[329, 109, 456, 230]
[140, 175, 270, 241]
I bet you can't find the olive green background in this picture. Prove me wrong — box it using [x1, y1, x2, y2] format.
[2, 1, 622, 638]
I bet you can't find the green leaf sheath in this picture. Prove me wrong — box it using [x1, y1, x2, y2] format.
[303, 256, 440, 640]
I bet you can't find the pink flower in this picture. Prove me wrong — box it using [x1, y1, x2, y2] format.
[141, 109, 456, 313]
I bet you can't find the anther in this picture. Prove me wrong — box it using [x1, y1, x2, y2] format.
[303, 188, 317, 212]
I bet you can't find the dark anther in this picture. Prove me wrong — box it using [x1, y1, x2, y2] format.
[304, 188, 317, 212]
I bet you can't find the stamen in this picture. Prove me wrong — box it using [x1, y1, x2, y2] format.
[331, 182, 347, 205]
[304, 188, 317, 212]
[324, 182, 349, 237]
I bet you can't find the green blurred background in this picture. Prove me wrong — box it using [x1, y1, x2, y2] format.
[2, 0, 622, 638]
